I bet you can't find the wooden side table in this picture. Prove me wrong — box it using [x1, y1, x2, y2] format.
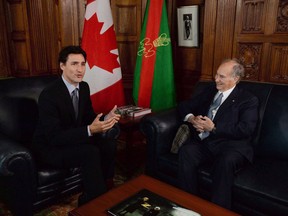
[116, 115, 147, 178]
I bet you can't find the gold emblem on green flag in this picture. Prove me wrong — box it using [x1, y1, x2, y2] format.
[133, 0, 176, 112]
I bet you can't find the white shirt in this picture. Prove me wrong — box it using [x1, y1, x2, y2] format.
[184, 85, 236, 121]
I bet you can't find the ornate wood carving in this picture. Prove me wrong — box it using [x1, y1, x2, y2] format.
[276, 0, 288, 33]
[269, 45, 288, 82]
[241, 0, 265, 33]
[238, 43, 262, 80]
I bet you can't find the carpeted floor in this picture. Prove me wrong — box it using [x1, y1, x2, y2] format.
[0, 168, 144, 216]
[0, 138, 146, 216]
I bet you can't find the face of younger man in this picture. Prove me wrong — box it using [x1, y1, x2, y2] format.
[60, 54, 86, 87]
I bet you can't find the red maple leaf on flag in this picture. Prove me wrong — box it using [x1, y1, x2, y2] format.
[82, 13, 119, 73]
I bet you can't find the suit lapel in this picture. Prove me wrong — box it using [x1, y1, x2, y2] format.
[213, 87, 239, 121]
[77, 83, 86, 124]
[59, 79, 77, 121]
[203, 89, 218, 116]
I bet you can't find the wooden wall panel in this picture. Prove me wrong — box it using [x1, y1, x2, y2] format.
[0, 0, 11, 77]
[213, 0, 237, 73]
[0, 0, 287, 100]
[1, 0, 84, 77]
[44, 0, 61, 73]
[111, 0, 143, 104]
[241, 0, 266, 33]
[118, 42, 137, 84]
[26, 0, 49, 75]
[201, 0, 217, 80]
[234, 0, 288, 83]
[6, 0, 31, 76]
[173, 0, 204, 101]
[58, 0, 80, 47]
[276, 0, 288, 33]
[269, 44, 288, 82]
[237, 43, 262, 80]
[202, 0, 288, 85]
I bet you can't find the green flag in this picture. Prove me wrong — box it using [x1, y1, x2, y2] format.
[133, 0, 176, 112]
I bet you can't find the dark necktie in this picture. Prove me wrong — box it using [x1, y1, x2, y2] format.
[71, 88, 79, 118]
[201, 93, 223, 139]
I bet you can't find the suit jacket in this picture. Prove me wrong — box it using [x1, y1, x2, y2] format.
[177, 83, 259, 162]
[32, 78, 96, 157]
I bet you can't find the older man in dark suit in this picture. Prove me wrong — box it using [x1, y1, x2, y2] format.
[177, 59, 259, 209]
[32, 46, 120, 206]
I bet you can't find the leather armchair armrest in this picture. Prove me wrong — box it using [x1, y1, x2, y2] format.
[140, 109, 182, 173]
[0, 134, 35, 177]
[101, 123, 120, 139]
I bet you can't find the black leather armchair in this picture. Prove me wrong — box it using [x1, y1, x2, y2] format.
[141, 81, 288, 216]
[0, 76, 120, 216]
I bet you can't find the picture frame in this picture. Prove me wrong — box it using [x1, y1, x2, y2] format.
[177, 5, 199, 47]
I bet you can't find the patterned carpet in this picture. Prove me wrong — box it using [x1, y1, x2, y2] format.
[0, 139, 146, 216]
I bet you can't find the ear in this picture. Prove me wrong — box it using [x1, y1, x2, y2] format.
[60, 62, 65, 71]
[234, 76, 240, 83]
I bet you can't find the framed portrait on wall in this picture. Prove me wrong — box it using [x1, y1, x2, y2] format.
[177, 5, 199, 47]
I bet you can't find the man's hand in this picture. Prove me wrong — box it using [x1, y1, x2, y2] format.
[89, 111, 119, 134]
[188, 115, 215, 133]
[105, 105, 121, 121]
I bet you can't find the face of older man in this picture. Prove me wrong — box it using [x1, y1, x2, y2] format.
[214, 61, 240, 92]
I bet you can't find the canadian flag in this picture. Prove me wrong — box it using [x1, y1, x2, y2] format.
[82, 0, 125, 114]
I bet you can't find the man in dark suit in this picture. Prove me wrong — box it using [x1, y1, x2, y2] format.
[32, 46, 121, 206]
[177, 58, 259, 209]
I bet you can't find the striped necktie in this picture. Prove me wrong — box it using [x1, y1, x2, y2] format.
[201, 93, 223, 140]
[207, 93, 223, 120]
[71, 88, 79, 118]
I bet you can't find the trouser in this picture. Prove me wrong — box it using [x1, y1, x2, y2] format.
[178, 141, 247, 209]
[42, 136, 117, 204]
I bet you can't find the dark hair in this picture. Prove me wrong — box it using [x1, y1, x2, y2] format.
[58, 46, 87, 64]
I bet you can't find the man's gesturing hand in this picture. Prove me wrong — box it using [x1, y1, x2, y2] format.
[105, 105, 121, 121]
[89, 113, 118, 134]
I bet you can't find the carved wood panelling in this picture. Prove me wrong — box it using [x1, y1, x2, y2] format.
[238, 43, 262, 80]
[241, 0, 265, 33]
[276, 0, 288, 33]
[269, 45, 288, 82]
[232, 0, 288, 83]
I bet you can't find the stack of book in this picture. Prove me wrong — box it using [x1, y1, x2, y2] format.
[116, 105, 152, 118]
